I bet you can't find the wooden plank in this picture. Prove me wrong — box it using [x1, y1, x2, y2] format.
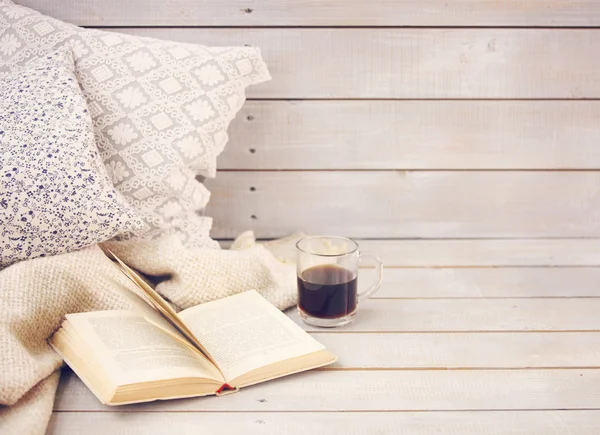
[47, 411, 600, 435]
[359, 239, 600, 267]
[318, 332, 600, 369]
[54, 369, 600, 411]
[370, 268, 600, 298]
[224, 239, 600, 267]
[205, 171, 600, 239]
[111, 28, 600, 98]
[287, 298, 600, 332]
[20, 0, 600, 27]
[223, 101, 600, 170]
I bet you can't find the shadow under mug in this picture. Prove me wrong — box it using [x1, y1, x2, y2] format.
[296, 236, 383, 327]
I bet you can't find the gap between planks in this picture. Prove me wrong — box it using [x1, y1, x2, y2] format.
[80, 26, 600, 30]
[216, 168, 600, 172]
[49, 409, 600, 413]
[51, 408, 600, 413]
[315, 367, 600, 371]
[244, 97, 600, 100]
[370, 296, 600, 300]
[307, 330, 600, 334]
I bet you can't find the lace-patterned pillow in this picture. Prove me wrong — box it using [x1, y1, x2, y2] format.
[0, 2, 271, 248]
[0, 47, 145, 269]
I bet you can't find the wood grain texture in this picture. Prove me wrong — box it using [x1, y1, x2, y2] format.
[20, 0, 600, 430]
[47, 411, 600, 435]
[54, 369, 600, 411]
[370, 268, 600, 298]
[288, 298, 600, 332]
[233, 239, 600, 267]
[223, 101, 600, 170]
[205, 171, 600, 239]
[318, 332, 600, 369]
[19, 0, 600, 27]
[109, 28, 600, 98]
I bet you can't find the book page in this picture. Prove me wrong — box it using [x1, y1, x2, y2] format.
[66, 310, 223, 386]
[107, 276, 187, 346]
[178, 291, 325, 382]
[106, 251, 218, 367]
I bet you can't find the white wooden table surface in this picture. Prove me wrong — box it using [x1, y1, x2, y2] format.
[47, 239, 600, 434]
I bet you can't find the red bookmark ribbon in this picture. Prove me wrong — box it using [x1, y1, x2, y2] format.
[216, 383, 236, 395]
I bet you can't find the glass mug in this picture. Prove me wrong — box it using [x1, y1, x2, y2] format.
[296, 236, 383, 327]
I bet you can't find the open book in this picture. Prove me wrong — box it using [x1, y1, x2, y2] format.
[49, 253, 337, 405]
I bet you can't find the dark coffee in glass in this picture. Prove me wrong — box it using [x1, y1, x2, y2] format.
[298, 264, 358, 319]
[296, 236, 383, 328]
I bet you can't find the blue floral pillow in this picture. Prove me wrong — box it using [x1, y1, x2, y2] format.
[0, 48, 145, 268]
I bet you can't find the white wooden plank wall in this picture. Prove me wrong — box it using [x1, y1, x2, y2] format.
[18, 0, 600, 26]
[17, 1, 600, 434]
[109, 28, 600, 99]
[224, 101, 600, 170]
[16, 1, 600, 239]
[206, 171, 600, 238]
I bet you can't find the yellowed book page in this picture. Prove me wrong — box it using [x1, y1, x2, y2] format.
[107, 251, 217, 366]
[107, 277, 187, 345]
[178, 290, 325, 382]
[66, 310, 223, 386]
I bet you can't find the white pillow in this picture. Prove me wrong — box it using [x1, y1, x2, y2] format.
[0, 47, 145, 269]
[0, 2, 271, 248]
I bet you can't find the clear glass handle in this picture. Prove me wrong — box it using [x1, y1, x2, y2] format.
[357, 252, 383, 302]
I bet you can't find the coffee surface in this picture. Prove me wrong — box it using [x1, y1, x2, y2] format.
[298, 264, 357, 319]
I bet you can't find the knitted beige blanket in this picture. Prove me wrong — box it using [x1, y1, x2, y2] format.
[0, 232, 302, 435]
